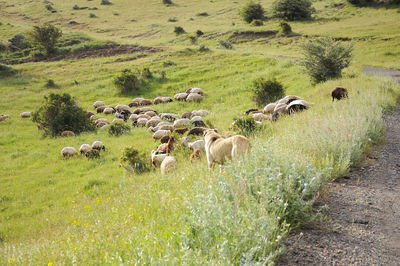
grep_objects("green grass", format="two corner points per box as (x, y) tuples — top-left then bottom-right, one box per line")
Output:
(0, 0), (400, 264)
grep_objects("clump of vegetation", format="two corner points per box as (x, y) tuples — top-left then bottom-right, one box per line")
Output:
(188, 35), (197, 44)
(196, 12), (209, 16)
(0, 41), (8, 54)
(32, 93), (95, 137)
(113, 69), (141, 94)
(252, 77), (285, 107)
(196, 30), (204, 37)
(45, 79), (58, 88)
(174, 26), (185, 35)
(108, 122), (131, 136)
(218, 40), (233, 49)
(101, 0), (112, 5)
(0, 63), (16, 77)
(141, 67), (153, 79)
(163, 0), (173, 6)
(120, 147), (150, 174)
(232, 116), (259, 136)
(198, 45), (210, 52)
(301, 37), (353, 83)
(347, 0), (375, 6)
(279, 21), (292, 35)
(251, 19), (264, 26)
(89, 13), (97, 18)
(163, 60), (176, 67)
(272, 0), (314, 21)
(168, 17), (178, 22)
(28, 23), (62, 55)
(239, 1), (265, 24)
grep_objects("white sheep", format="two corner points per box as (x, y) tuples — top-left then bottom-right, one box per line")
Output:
(61, 147), (78, 159)
(95, 118), (109, 125)
(191, 115), (203, 122)
(252, 113), (270, 122)
(137, 114), (151, 120)
(186, 88), (205, 95)
(103, 107), (115, 115)
(188, 139), (205, 151)
(161, 156), (177, 175)
(79, 144), (91, 154)
(151, 150), (168, 167)
(160, 113), (180, 120)
(92, 141), (105, 151)
(144, 111), (157, 117)
(112, 118), (124, 123)
(129, 114), (138, 121)
(146, 118), (161, 128)
(186, 93), (203, 102)
(115, 104), (131, 112)
(0, 115), (11, 122)
(136, 118), (149, 127)
(153, 130), (171, 140)
(174, 93), (188, 101)
(93, 101), (105, 109)
(173, 118), (190, 128)
(262, 103), (276, 114)
(192, 110), (209, 117)
(20, 112), (31, 118)
(158, 125), (174, 131)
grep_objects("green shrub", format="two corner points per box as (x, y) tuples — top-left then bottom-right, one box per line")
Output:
(0, 64), (16, 77)
(239, 1), (265, 24)
(252, 77), (285, 107)
(272, 0), (314, 21)
(168, 17), (178, 22)
(113, 69), (141, 94)
(163, 60), (176, 67)
(347, 0), (375, 6)
(196, 30), (204, 37)
(89, 13), (97, 18)
(198, 45), (210, 52)
(163, 0), (173, 5)
(232, 116), (259, 136)
(32, 93), (95, 137)
(45, 79), (58, 88)
(120, 147), (150, 174)
(108, 122), (131, 136)
(0, 41), (8, 53)
(250, 19), (264, 26)
(141, 67), (152, 80)
(196, 12), (209, 16)
(101, 0), (112, 5)
(301, 37), (353, 83)
(188, 35), (197, 44)
(174, 26), (185, 35)
(279, 21), (292, 35)
(72, 4), (80, 10)
(218, 40), (233, 49)
(28, 23), (62, 55)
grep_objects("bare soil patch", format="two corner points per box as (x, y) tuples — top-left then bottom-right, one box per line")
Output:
(363, 67), (400, 84)
(278, 103), (400, 265)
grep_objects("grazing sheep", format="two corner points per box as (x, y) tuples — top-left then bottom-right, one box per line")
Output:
(192, 110), (209, 117)
(174, 118), (190, 128)
(85, 149), (100, 159)
(160, 135), (173, 144)
(103, 107), (115, 115)
(331, 86), (348, 102)
(157, 137), (175, 154)
(186, 88), (205, 95)
(144, 111), (157, 117)
(137, 118), (149, 127)
(187, 127), (207, 136)
(86, 111), (95, 118)
(79, 144), (91, 154)
(153, 130), (171, 140)
(190, 149), (202, 163)
(277, 95), (302, 105)
(100, 124), (110, 130)
(137, 114), (151, 120)
(138, 99), (153, 106)
(154, 96), (173, 105)
(252, 113), (270, 122)
(186, 93), (203, 102)
(61, 130), (75, 137)
(174, 93), (188, 101)
(90, 115), (97, 121)
(245, 108), (259, 115)
(159, 125), (175, 132)
(160, 113), (179, 121)
(129, 98), (144, 107)
(151, 150), (168, 167)
(0, 115), (11, 122)
(128, 102), (138, 108)
(112, 118), (124, 123)
(96, 105), (108, 113)
(188, 139), (205, 151)
(61, 147), (78, 159)
(160, 156), (177, 175)
(192, 120), (206, 127)
(271, 111), (280, 122)
(129, 114), (139, 121)
(203, 129), (251, 168)
(20, 112), (31, 118)
(96, 121), (108, 128)
(115, 110), (131, 121)
(262, 103), (276, 114)
(133, 107), (154, 115)
(93, 101), (105, 109)
(92, 141), (105, 151)
(115, 104), (131, 112)
(191, 115), (203, 122)
(273, 103), (288, 115)
(286, 99), (312, 114)
(174, 127), (188, 135)
(146, 118), (161, 128)
(181, 112), (193, 119)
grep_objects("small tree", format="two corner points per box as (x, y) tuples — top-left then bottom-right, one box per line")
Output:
(108, 122), (131, 136)
(114, 69), (141, 94)
(232, 116), (259, 136)
(239, 1), (265, 24)
(301, 37), (353, 83)
(279, 21), (292, 35)
(120, 147), (150, 174)
(174, 26), (185, 35)
(29, 23), (62, 55)
(32, 93), (95, 137)
(252, 77), (285, 107)
(272, 0), (314, 21)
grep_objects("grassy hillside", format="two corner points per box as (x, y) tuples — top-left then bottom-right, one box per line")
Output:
(1, 0), (400, 264)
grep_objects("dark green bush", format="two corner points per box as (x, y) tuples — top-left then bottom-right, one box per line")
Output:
(174, 26), (185, 35)
(108, 122), (131, 136)
(141, 67), (152, 80)
(301, 37), (353, 83)
(250, 19), (264, 26)
(120, 147), (150, 174)
(28, 23), (62, 55)
(279, 21), (292, 35)
(347, 0), (374, 6)
(252, 77), (285, 107)
(168, 17), (178, 22)
(163, 0), (173, 5)
(198, 45), (210, 52)
(196, 12), (209, 16)
(218, 40), (233, 49)
(114, 69), (141, 94)
(101, 0), (112, 5)
(196, 30), (204, 37)
(32, 93), (95, 137)
(0, 64), (16, 77)
(89, 13), (97, 18)
(239, 1), (265, 24)
(272, 0), (314, 21)
(45, 79), (58, 88)
(232, 116), (259, 136)
(188, 35), (197, 44)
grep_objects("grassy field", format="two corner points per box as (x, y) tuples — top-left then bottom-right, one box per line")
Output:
(1, 0), (400, 264)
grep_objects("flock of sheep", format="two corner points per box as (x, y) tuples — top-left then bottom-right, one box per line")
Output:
(1, 86), (348, 175)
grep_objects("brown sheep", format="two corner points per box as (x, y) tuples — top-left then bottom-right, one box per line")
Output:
(139, 99), (153, 106)
(86, 111), (95, 118)
(187, 127), (207, 136)
(61, 130), (75, 137)
(85, 149), (100, 159)
(330, 86), (348, 102)
(174, 127), (188, 135)
(190, 149), (202, 163)
(160, 135), (173, 144)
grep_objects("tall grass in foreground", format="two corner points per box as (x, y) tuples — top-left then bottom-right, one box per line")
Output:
(181, 81), (399, 264)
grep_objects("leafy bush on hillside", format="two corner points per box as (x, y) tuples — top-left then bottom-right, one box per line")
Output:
(114, 69), (141, 94)
(120, 147), (150, 174)
(218, 40), (233, 49)
(45, 79), (58, 88)
(232, 116), (260, 136)
(347, 0), (375, 6)
(301, 37), (353, 83)
(32, 93), (95, 137)
(272, 0), (314, 21)
(279, 21), (292, 35)
(250, 19), (264, 26)
(252, 77), (285, 107)
(188, 35), (197, 44)
(101, 0), (112, 5)
(163, 0), (173, 5)
(108, 122), (131, 136)
(0, 64), (16, 77)
(174, 26), (185, 35)
(28, 23), (62, 55)
(141, 67), (152, 79)
(239, 1), (265, 24)
(196, 30), (204, 37)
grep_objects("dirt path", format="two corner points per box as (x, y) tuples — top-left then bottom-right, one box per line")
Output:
(277, 103), (400, 265)
(362, 67), (400, 84)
